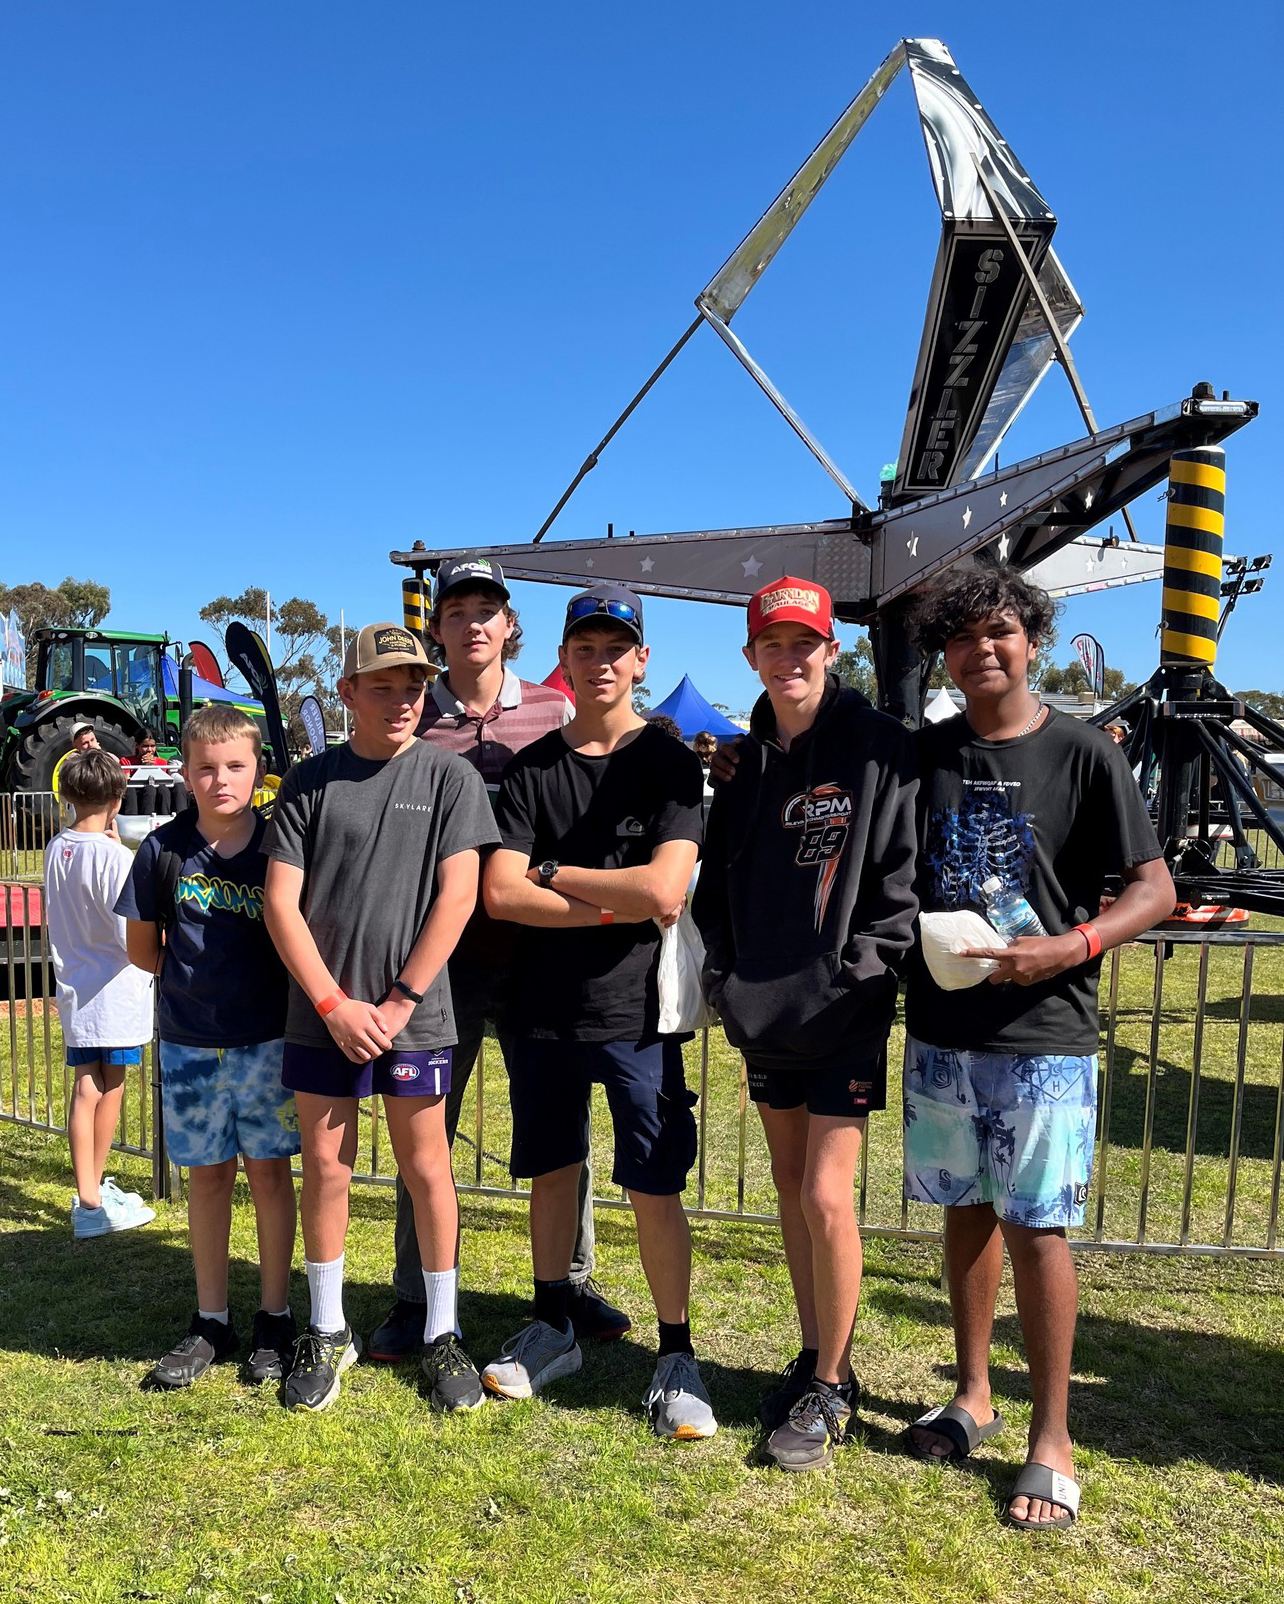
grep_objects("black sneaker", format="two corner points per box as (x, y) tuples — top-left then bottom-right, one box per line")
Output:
(246, 1309), (298, 1383)
(421, 1332), (484, 1413)
(284, 1324), (361, 1412)
(568, 1277), (631, 1342)
(758, 1350), (818, 1432)
(764, 1380), (856, 1472)
(367, 1298), (426, 1363)
(146, 1313), (240, 1390)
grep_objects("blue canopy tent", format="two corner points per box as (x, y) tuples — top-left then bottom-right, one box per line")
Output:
(161, 657), (264, 712)
(650, 675), (740, 739)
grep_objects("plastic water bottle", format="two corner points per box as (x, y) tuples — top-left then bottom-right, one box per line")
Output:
(981, 875), (1047, 940)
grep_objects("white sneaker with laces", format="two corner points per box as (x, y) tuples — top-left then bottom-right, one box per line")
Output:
(481, 1320), (581, 1400)
(643, 1351), (718, 1440)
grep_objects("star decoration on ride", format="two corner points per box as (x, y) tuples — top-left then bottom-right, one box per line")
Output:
(999, 491), (1008, 508)
(741, 556), (763, 578)
(906, 535), (919, 556)
(1084, 490), (1094, 509)
(962, 505), (973, 529)
(639, 557), (655, 573)
(997, 532), (1011, 561)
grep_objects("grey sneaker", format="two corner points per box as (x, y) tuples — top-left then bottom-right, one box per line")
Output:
(643, 1351), (718, 1441)
(481, 1320), (581, 1400)
(764, 1380), (853, 1471)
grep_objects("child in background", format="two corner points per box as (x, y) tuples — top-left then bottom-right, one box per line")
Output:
(117, 704), (298, 1389)
(43, 750), (156, 1238)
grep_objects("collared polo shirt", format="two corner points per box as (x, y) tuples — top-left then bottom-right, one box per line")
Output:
(418, 666), (572, 785)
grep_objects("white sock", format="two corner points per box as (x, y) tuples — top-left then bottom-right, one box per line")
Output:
(306, 1254), (346, 1334)
(264, 1307), (291, 1318)
(422, 1267), (460, 1342)
(198, 1307), (229, 1325)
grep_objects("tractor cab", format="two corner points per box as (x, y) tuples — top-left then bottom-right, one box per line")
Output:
(37, 631), (167, 735)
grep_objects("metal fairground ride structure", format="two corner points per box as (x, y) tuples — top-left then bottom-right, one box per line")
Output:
(392, 37), (1273, 911)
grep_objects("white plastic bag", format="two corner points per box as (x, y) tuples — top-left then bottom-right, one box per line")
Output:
(655, 906), (718, 1033)
(919, 910), (1007, 991)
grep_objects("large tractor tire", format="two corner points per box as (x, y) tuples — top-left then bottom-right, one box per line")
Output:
(5, 713), (135, 847)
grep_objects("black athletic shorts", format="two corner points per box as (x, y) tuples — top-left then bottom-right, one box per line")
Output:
(745, 1049), (886, 1118)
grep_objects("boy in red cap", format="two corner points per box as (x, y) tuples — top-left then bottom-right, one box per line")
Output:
(693, 575), (918, 1470)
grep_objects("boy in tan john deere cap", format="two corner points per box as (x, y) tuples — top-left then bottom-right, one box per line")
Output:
(264, 623), (500, 1412)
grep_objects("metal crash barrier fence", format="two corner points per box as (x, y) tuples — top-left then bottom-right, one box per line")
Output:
(4, 873), (1283, 1260)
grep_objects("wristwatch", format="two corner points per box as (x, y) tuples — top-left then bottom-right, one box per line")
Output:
(538, 859), (559, 889)
(392, 978), (424, 1005)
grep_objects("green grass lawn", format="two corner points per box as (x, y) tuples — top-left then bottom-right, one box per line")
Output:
(1, 1125), (1281, 1604)
(4, 937), (1284, 1602)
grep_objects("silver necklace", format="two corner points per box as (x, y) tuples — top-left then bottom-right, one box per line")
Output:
(1016, 700), (1046, 737)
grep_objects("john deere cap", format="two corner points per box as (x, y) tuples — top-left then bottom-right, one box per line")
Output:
(434, 555), (511, 605)
(342, 623), (430, 678)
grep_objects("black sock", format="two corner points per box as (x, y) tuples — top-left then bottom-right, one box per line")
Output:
(533, 1277), (572, 1332)
(798, 1347), (819, 1374)
(657, 1319), (693, 1357)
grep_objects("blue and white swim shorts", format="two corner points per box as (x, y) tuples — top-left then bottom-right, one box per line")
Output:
(159, 1038), (300, 1167)
(902, 1036), (1097, 1229)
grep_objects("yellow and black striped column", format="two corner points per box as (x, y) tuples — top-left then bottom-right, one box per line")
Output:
(1160, 445), (1225, 668)
(402, 576), (428, 640)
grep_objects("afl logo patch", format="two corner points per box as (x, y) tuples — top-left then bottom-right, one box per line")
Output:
(390, 1061), (420, 1082)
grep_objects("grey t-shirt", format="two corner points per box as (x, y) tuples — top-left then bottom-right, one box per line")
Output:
(264, 740), (500, 1050)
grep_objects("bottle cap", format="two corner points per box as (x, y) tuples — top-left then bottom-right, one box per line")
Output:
(981, 876), (1002, 895)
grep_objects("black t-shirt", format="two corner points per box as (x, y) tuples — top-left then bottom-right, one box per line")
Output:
(116, 814), (287, 1048)
(904, 707), (1163, 1054)
(494, 723), (704, 1041)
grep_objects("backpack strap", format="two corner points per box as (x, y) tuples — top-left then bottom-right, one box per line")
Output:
(154, 806), (201, 944)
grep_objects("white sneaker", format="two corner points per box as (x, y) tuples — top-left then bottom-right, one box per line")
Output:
(481, 1320), (581, 1400)
(643, 1351), (718, 1440)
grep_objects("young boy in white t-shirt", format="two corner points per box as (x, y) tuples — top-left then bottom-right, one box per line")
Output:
(43, 749), (156, 1238)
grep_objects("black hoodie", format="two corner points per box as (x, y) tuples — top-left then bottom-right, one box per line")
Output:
(692, 674), (918, 1071)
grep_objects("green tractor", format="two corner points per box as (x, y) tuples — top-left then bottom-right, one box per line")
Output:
(0, 628), (269, 796)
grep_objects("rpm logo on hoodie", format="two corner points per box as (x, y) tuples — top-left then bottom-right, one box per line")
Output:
(782, 784), (852, 930)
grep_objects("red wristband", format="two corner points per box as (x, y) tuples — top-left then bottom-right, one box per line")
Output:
(1073, 923), (1102, 961)
(600, 908), (615, 926)
(315, 988), (348, 1017)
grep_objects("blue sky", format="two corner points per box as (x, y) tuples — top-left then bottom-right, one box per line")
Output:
(3, 2), (1280, 714)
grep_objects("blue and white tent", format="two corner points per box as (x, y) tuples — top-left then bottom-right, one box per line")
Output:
(650, 675), (740, 739)
(161, 656), (264, 712)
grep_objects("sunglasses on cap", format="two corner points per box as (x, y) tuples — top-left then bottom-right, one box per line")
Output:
(565, 596), (640, 627)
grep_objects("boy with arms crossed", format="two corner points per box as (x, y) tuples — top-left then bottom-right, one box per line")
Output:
(693, 577), (918, 1471)
(45, 750), (155, 1238)
(264, 624), (498, 1412)
(903, 567), (1173, 1529)
(481, 583), (715, 1440)
(117, 705), (296, 1385)
(369, 556), (627, 1361)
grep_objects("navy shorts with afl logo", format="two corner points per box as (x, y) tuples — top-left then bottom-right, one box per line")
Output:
(282, 1041), (454, 1101)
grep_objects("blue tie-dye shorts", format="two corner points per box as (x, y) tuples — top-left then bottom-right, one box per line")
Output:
(159, 1038), (300, 1168)
(902, 1035), (1097, 1229)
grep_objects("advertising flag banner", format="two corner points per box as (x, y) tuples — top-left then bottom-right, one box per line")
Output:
(1071, 632), (1105, 698)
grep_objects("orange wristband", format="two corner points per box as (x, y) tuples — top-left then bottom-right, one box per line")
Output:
(315, 988), (348, 1017)
(1073, 923), (1102, 961)
(600, 908), (615, 926)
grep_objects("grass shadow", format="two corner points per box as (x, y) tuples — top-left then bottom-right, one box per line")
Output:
(867, 1285), (1284, 1484)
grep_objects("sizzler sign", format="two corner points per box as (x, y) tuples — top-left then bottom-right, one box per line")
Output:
(895, 222), (1052, 498)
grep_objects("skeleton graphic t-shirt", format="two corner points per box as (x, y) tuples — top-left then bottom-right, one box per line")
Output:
(905, 707), (1162, 1054)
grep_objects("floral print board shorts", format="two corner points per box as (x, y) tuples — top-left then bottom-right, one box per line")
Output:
(902, 1036), (1096, 1229)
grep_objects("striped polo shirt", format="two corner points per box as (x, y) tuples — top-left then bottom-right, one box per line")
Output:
(418, 666), (572, 784)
